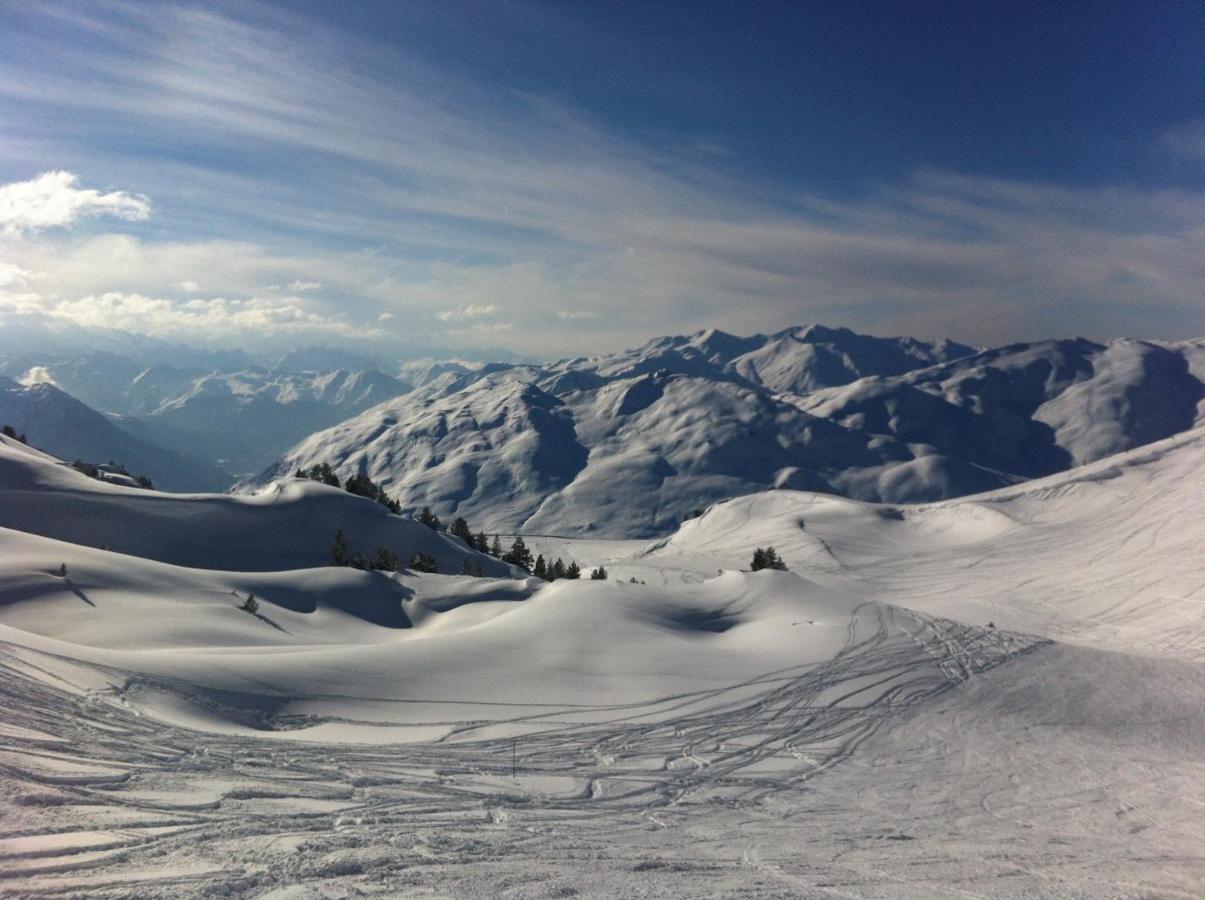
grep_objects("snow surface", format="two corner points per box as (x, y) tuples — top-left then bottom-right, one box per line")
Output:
(0, 428), (1202, 896)
(255, 331), (1205, 537)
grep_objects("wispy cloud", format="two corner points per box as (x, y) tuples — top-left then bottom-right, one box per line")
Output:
(0, 2), (1202, 355)
(0, 171), (149, 236)
(0, 288), (383, 343)
(435, 303), (499, 322)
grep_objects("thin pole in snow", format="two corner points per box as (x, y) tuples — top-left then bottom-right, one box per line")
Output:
(512, 740), (517, 780)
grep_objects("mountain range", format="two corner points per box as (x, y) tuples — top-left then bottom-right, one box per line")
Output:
(252, 325), (1205, 537)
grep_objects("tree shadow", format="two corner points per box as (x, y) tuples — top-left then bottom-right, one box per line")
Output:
(63, 576), (95, 607)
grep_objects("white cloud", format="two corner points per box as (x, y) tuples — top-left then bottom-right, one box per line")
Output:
(179, 280), (201, 292)
(19, 366), (56, 387)
(1, 5), (1202, 355)
(0, 262), (41, 289)
(0, 287), (383, 343)
(289, 279), (322, 292)
(0, 171), (150, 236)
(435, 303), (499, 322)
(377, 311), (395, 321)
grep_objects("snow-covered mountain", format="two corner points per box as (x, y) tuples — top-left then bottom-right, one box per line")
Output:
(550, 323), (976, 393)
(128, 366), (413, 474)
(0, 350), (414, 478)
(0, 376), (232, 491)
(254, 327), (1205, 536)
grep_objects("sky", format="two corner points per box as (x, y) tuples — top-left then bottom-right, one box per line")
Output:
(1, 0), (1204, 360)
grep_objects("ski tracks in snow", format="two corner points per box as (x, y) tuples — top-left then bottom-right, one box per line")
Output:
(0, 607), (1042, 897)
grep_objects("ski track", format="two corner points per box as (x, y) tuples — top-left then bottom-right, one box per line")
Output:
(0, 607), (1042, 898)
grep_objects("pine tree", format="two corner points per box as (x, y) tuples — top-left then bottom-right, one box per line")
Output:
(490, 534), (503, 557)
(409, 552), (439, 573)
(417, 506), (442, 531)
(750, 547), (787, 571)
(474, 531), (489, 553)
(590, 566), (607, 580)
(300, 462), (341, 487)
(551, 558), (567, 580)
(533, 554), (548, 580)
(369, 546), (400, 571)
(504, 536), (533, 572)
(449, 516), (473, 544)
(331, 529), (352, 566)
(565, 561), (581, 579)
(239, 593), (259, 614)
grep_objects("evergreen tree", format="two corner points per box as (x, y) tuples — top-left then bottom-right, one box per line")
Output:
(449, 516), (473, 544)
(503, 536), (533, 572)
(750, 547), (787, 571)
(565, 561), (581, 580)
(417, 506), (442, 531)
(474, 531), (489, 553)
(409, 552), (439, 573)
(551, 558), (567, 580)
(590, 566), (607, 580)
(533, 554), (548, 580)
(331, 529), (352, 566)
(299, 462), (341, 487)
(344, 473), (401, 513)
(239, 594), (259, 614)
(369, 546), (400, 571)
(490, 534), (503, 557)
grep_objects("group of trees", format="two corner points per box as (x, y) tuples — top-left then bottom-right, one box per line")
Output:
(297, 464), (401, 514)
(330, 528), (433, 574)
(533, 554), (580, 580)
(320, 490), (613, 583)
(750, 547), (787, 571)
(1, 424), (28, 444)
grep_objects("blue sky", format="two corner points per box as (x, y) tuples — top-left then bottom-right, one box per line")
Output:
(1, 0), (1203, 358)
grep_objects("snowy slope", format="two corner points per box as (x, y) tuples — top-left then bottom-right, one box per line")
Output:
(0, 421), (1202, 896)
(635, 423), (1205, 661)
(0, 377), (232, 492)
(256, 329), (1204, 536)
(0, 435), (508, 576)
(799, 337), (1205, 475)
